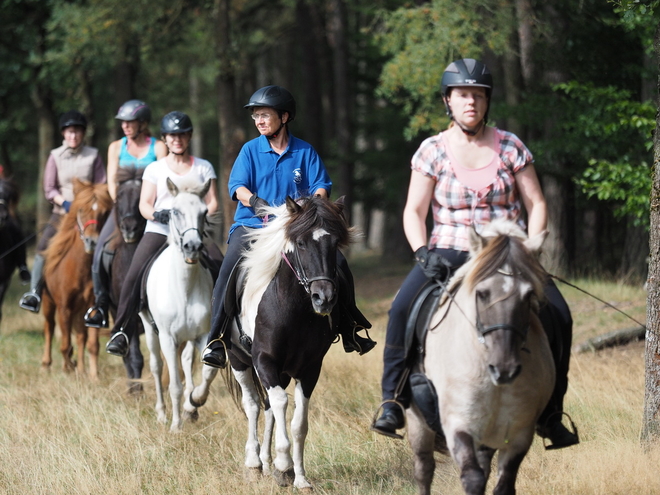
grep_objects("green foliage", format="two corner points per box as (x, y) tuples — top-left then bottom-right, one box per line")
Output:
(374, 0), (514, 139)
(554, 81), (654, 226)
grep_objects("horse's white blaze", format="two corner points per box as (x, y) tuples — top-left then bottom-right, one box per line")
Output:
(500, 272), (514, 293)
(312, 228), (329, 240)
(92, 202), (98, 211)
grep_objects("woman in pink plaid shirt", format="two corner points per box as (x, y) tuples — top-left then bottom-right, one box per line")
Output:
(371, 59), (579, 450)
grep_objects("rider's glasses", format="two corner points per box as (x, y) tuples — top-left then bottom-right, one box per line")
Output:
(251, 113), (274, 122)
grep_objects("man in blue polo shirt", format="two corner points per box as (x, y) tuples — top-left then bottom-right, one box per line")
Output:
(202, 85), (375, 369)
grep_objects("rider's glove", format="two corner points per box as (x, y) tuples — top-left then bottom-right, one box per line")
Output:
(415, 246), (452, 281)
(62, 200), (71, 213)
(153, 209), (171, 224)
(249, 193), (269, 218)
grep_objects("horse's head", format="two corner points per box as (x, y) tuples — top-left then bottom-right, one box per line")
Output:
(71, 179), (113, 254)
(115, 166), (146, 243)
(283, 196), (352, 316)
(167, 177), (210, 264)
(466, 220), (548, 386)
(0, 178), (18, 230)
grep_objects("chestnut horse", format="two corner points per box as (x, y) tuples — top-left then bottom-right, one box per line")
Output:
(41, 180), (112, 378)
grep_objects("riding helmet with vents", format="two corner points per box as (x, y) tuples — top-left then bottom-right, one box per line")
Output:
(59, 110), (87, 130)
(115, 99), (152, 122)
(160, 111), (193, 134)
(244, 85), (296, 122)
(441, 59), (493, 98)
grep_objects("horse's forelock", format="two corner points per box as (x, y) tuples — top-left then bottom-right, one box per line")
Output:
(116, 165), (144, 185)
(465, 234), (546, 299)
(284, 197), (351, 247)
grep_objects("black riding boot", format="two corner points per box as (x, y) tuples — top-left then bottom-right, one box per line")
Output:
(84, 268), (110, 328)
(201, 311), (231, 369)
(19, 254), (45, 313)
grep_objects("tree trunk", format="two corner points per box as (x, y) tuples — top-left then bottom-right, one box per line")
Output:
(641, 20), (660, 444)
(328, 0), (353, 217)
(297, 0), (323, 153)
(214, 0), (245, 242)
(190, 72), (204, 158)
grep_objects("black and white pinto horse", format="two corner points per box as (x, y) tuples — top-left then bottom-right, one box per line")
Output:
(217, 195), (355, 490)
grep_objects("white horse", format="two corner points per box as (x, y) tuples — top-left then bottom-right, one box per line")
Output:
(407, 220), (555, 495)
(139, 177), (219, 432)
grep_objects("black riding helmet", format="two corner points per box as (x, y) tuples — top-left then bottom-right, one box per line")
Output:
(244, 85), (296, 123)
(115, 99), (152, 122)
(160, 111), (193, 134)
(441, 59), (493, 132)
(59, 110), (87, 130)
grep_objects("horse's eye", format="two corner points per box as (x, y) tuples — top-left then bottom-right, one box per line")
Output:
(477, 290), (490, 303)
(296, 239), (305, 249)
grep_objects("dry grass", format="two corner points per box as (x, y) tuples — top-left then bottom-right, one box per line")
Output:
(0, 254), (657, 494)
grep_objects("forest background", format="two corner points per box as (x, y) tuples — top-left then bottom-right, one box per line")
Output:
(0, 0), (655, 281)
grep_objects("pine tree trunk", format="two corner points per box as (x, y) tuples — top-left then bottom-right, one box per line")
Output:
(642, 20), (660, 443)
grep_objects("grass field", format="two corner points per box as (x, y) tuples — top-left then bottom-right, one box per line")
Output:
(0, 253), (657, 494)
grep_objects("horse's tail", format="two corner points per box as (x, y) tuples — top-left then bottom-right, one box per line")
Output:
(222, 362), (268, 413)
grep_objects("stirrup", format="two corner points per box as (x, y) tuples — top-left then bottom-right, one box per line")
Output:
(201, 338), (228, 368)
(84, 306), (108, 328)
(540, 412), (579, 450)
(370, 399), (407, 440)
(106, 330), (129, 357)
(19, 292), (41, 313)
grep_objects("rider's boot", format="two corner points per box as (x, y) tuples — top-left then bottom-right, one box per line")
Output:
(84, 269), (109, 328)
(18, 264), (31, 285)
(106, 329), (130, 357)
(371, 404), (405, 439)
(340, 306), (376, 355)
(19, 254), (45, 313)
(201, 312), (230, 369)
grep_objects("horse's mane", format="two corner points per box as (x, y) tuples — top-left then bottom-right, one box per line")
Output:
(115, 165), (144, 185)
(45, 181), (112, 270)
(444, 219), (546, 303)
(241, 196), (358, 301)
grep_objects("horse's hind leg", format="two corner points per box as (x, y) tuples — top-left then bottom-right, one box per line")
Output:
(407, 410), (436, 495)
(80, 321), (99, 380)
(41, 296), (56, 371)
(233, 367), (265, 474)
(57, 308), (76, 373)
(261, 403), (274, 475)
(290, 380), (312, 491)
(451, 431), (487, 495)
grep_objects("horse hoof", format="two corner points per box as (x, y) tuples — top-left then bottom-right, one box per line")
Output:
(243, 467), (262, 482)
(183, 409), (199, 423)
(272, 468), (295, 487)
(127, 383), (143, 397)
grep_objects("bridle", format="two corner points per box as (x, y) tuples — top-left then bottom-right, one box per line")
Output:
(281, 247), (336, 295)
(76, 210), (98, 240)
(473, 268), (531, 346)
(170, 209), (203, 249)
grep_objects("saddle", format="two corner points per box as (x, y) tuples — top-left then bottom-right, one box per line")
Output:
(222, 257), (254, 356)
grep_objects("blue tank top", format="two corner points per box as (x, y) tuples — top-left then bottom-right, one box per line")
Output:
(118, 137), (158, 169)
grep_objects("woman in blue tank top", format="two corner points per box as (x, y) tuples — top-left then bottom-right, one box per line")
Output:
(84, 100), (167, 328)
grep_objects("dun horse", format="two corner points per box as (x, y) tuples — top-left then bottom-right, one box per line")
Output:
(407, 219), (554, 495)
(139, 177), (219, 432)
(41, 180), (112, 378)
(109, 166), (147, 393)
(211, 195), (355, 491)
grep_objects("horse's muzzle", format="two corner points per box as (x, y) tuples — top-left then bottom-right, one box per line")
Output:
(310, 281), (337, 315)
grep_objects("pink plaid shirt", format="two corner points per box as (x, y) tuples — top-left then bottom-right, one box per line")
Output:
(411, 127), (532, 251)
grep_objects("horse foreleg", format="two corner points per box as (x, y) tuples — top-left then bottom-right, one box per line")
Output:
(261, 403), (274, 475)
(85, 325), (99, 381)
(493, 440), (531, 495)
(188, 337), (219, 411)
(233, 368), (264, 473)
(181, 341), (199, 422)
(451, 430), (487, 495)
(41, 297), (56, 371)
(142, 314), (167, 425)
(124, 327), (144, 395)
(291, 380), (312, 491)
(57, 308), (75, 373)
(407, 408), (436, 495)
(160, 336), (184, 432)
(268, 385), (294, 486)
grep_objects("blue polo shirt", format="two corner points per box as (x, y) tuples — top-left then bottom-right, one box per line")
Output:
(228, 133), (332, 236)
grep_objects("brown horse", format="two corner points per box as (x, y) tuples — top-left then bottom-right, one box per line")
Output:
(41, 180), (112, 379)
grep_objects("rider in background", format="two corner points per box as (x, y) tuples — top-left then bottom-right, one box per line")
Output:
(84, 99), (167, 328)
(105, 111), (222, 357)
(201, 85), (376, 369)
(19, 110), (106, 313)
(370, 59), (579, 450)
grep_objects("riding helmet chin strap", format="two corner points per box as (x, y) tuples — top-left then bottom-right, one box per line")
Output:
(266, 122), (286, 140)
(455, 119), (485, 137)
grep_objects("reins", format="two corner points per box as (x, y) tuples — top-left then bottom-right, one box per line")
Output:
(281, 250), (336, 294)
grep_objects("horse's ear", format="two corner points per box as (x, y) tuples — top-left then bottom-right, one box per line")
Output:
(523, 230), (548, 255)
(334, 195), (345, 212)
(199, 179), (212, 198)
(286, 196), (301, 214)
(468, 226), (487, 254)
(166, 178), (179, 197)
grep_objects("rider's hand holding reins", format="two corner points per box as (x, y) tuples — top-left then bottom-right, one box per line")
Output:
(249, 193), (269, 218)
(415, 246), (452, 281)
(153, 209), (171, 224)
